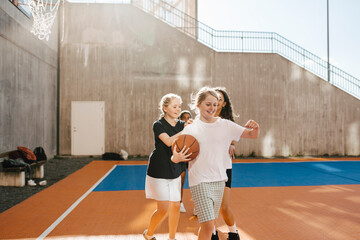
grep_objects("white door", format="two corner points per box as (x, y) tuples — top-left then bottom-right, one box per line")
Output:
(71, 101), (105, 155)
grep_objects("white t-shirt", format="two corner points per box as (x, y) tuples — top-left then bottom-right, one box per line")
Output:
(182, 117), (245, 187)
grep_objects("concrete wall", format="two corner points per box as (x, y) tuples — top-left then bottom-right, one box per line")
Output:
(59, 3), (360, 157)
(59, 3), (212, 155)
(214, 53), (360, 156)
(0, 1), (58, 156)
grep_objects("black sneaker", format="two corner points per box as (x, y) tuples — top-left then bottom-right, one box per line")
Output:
(227, 231), (240, 240)
(211, 231), (219, 240)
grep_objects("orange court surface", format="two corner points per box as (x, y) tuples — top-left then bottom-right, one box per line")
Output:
(0, 158), (359, 240)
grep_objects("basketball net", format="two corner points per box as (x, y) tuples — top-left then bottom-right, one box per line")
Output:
(24, 0), (61, 41)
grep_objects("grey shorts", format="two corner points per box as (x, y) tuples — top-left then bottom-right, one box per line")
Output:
(190, 181), (225, 223)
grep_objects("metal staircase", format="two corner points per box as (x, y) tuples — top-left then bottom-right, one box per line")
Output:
(128, 0), (360, 99)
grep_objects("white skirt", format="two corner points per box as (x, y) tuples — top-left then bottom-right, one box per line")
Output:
(145, 175), (181, 202)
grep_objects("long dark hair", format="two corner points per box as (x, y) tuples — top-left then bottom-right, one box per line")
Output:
(214, 87), (236, 122)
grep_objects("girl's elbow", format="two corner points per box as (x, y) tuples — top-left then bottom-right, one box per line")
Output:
(165, 140), (173, 147)
(249, 130), (259, 139)
(249, 134), (257, 139)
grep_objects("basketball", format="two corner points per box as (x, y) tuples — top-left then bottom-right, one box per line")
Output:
(172, 134), (200, 160)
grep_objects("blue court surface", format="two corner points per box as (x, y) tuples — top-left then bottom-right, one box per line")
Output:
(93, 161), (360, 192)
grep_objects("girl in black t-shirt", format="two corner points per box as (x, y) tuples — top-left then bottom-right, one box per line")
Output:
(143, 93), (191, 240)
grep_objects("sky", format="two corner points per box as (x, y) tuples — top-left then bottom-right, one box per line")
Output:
(197, 0), (360, 80)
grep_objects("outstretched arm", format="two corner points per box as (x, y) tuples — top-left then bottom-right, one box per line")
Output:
(241, 120), (260, 139)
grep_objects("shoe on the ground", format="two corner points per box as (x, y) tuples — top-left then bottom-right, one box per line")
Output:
(143, 229), (156, 240)
(39, 180), (47, 186)
(27, 179), (36, 186)
(180, 202), (186, 213)
(228, 230), (240, 240)
(193, 207), (197, 216)
(211, 230), (219, 240)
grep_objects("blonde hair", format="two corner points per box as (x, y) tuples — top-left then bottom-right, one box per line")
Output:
(159, 93), (182, 118)
(190, 87), (219, 115)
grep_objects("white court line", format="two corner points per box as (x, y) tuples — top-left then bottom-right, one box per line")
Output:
(36, 165), (118, 240)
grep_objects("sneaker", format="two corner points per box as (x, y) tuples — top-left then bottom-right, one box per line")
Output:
(228, 231), (240, 240)
(211, 230), (219, 240)
(193, 207), (197, 216)
(143, 229), (156, 240)
(180, 202), (186, 213)
(27, 179), (36, 186)
(39, 180), (47, 186)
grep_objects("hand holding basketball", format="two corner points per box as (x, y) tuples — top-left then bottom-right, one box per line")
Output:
(171, 134), (200, 162)
(171, 144), (191, 163)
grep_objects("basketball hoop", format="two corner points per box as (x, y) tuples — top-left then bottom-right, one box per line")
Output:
(24, 0), (62, 41)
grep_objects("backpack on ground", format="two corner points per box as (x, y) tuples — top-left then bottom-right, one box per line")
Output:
(33, 147), (47, 161)
(102, 152), (124, 160)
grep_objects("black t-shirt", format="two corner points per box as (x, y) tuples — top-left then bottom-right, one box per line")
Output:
(147, 118), (186, 179)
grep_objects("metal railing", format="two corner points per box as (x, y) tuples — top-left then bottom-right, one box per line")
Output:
(129, 0), (360, 99)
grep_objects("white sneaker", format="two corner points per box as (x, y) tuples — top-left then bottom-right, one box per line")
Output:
(27, 179), (36, 186)
(180, 202), (186, 213)
(39, 180), (47, 186)
(143, 229), (156, 240)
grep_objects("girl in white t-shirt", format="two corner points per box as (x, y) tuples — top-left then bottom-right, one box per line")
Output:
(171, 87), (259, 240)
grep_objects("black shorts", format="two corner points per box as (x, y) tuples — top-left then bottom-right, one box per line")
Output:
(225, 168), (232, 188)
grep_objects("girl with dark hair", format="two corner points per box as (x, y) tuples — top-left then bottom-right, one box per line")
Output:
(213, 87), (240, 240)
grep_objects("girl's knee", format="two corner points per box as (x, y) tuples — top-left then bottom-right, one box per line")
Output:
(170, 201), (180, 207)
(157, 201), (169, 213)
(168, 201), (180, 212)
(156, 207), (168, 216)
(200, 220), (215, 232)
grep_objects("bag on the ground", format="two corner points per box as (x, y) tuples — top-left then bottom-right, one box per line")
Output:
(2, 158), (28, 168)
(33, 147), (47, 161)
(2, 158), (33, 178)
(8, 150), (23, 160)
(102, 152), (124, 160)
(17, 146), (37, 163)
